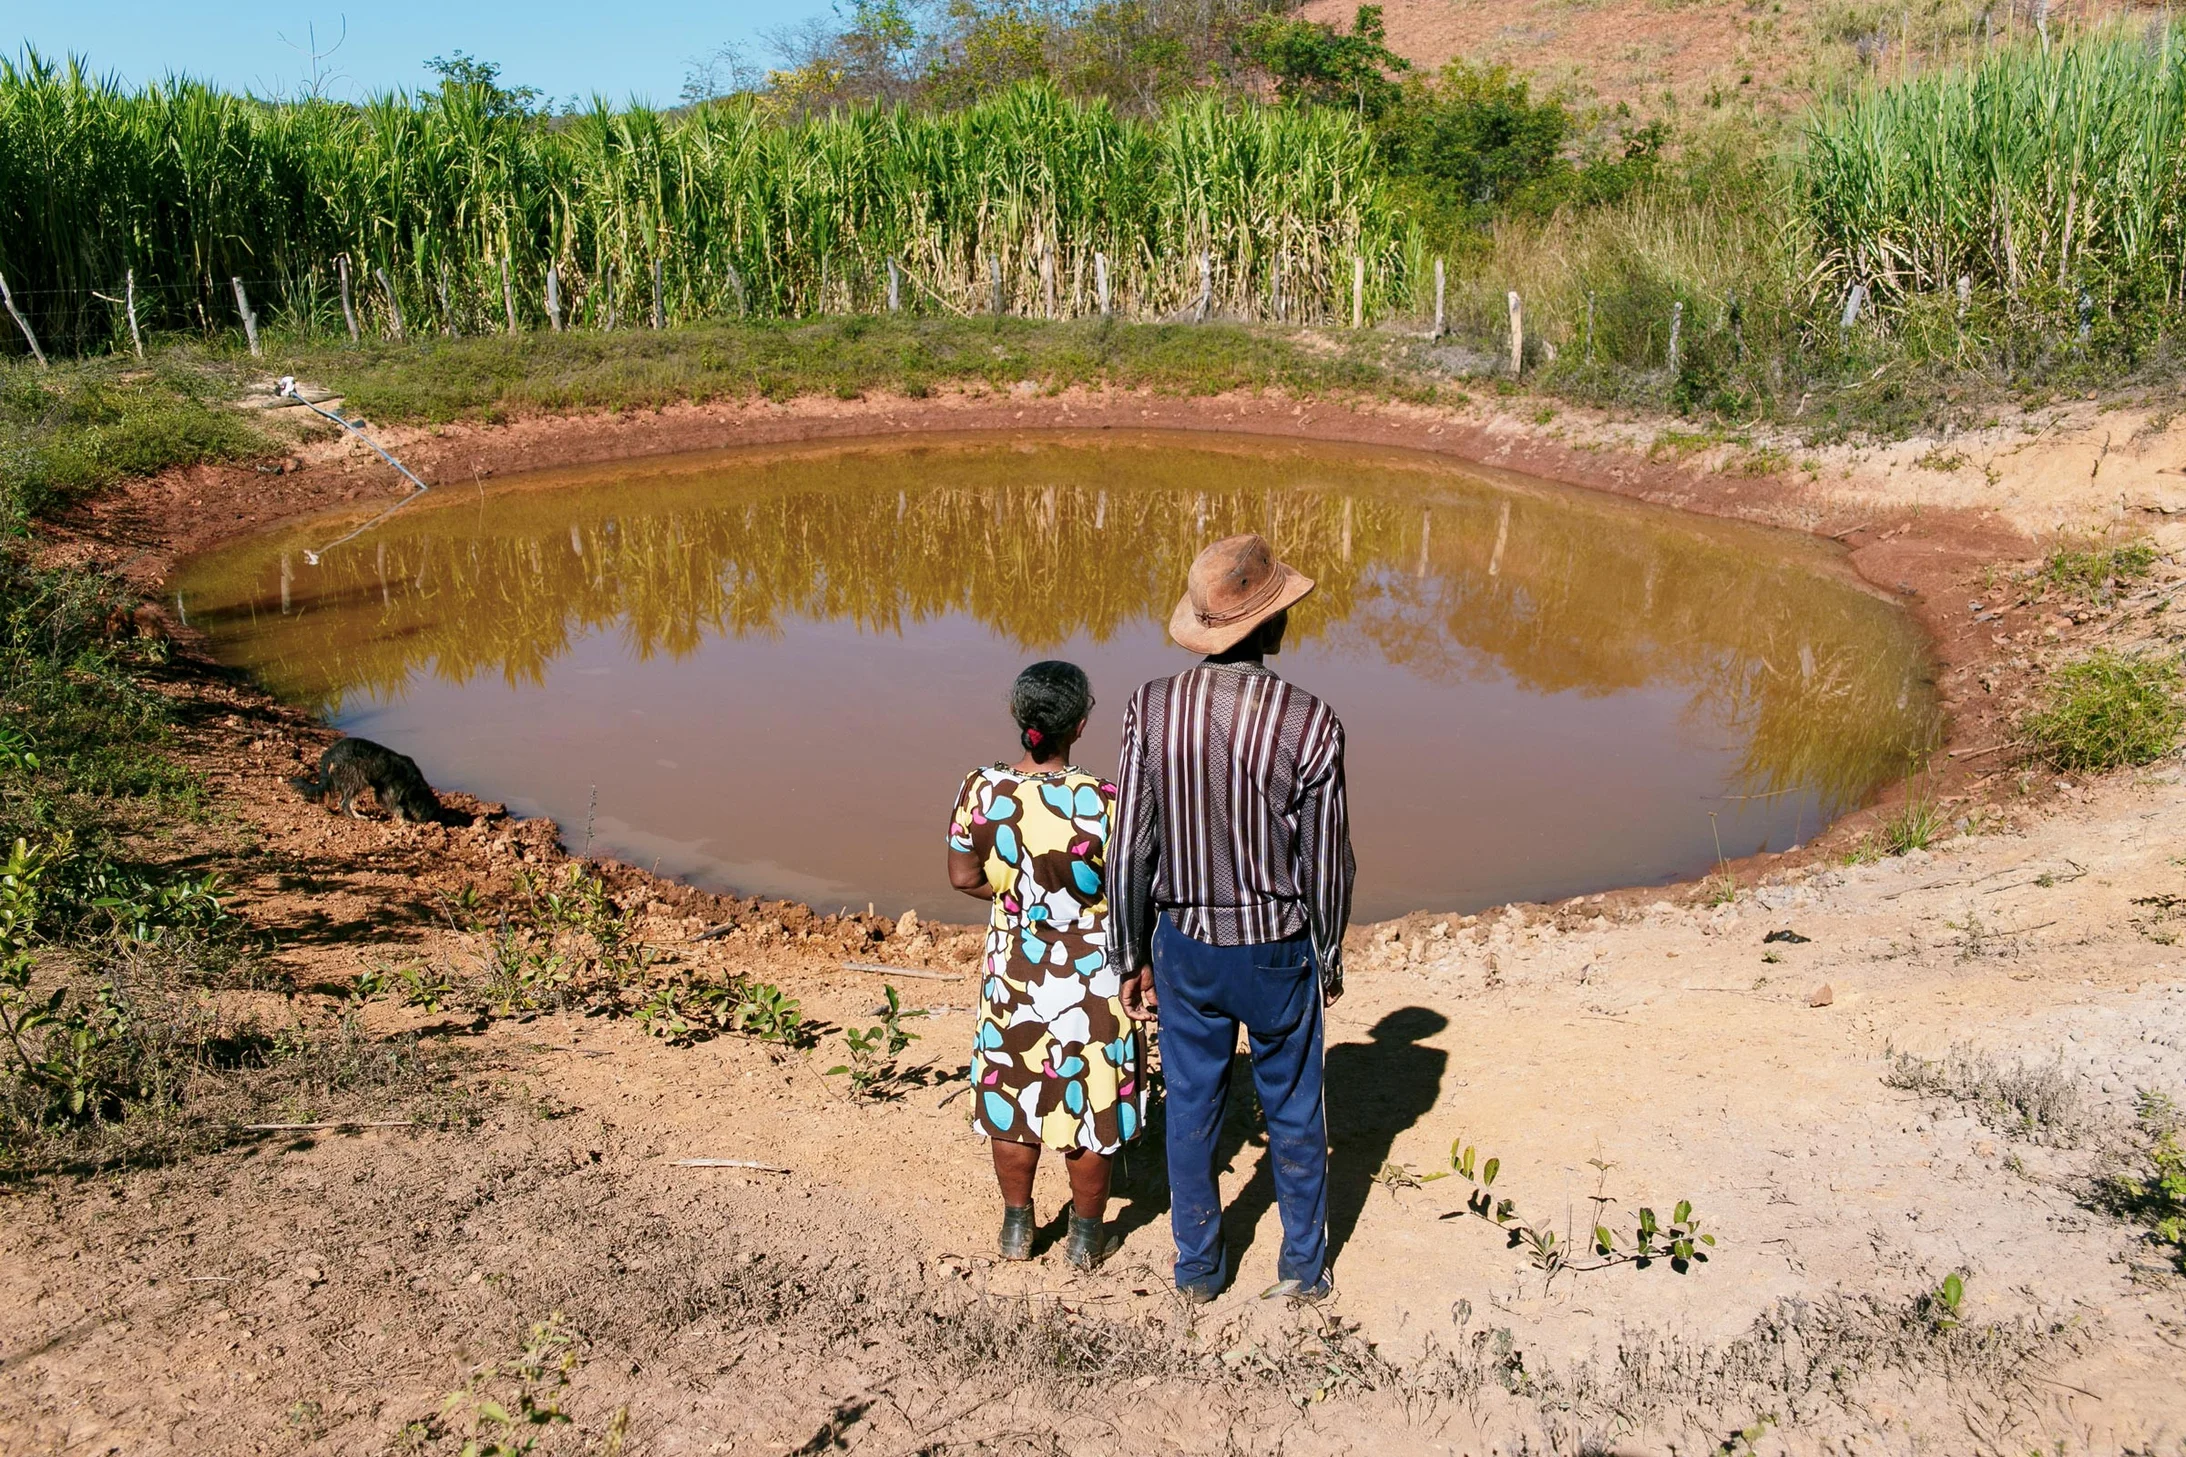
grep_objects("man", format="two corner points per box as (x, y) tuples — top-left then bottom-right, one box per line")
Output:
(1110, 532), (1355, 1303)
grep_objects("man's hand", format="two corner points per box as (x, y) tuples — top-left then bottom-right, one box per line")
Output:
(1119, 967), (1159, 1021)
(1321, 968), (1345, 1008)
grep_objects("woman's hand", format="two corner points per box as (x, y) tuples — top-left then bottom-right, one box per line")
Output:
(1119, 967), (1158, 1021)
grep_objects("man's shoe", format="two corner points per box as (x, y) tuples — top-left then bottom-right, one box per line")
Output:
(1063, 1212), (1117, 1270)
(1259, 1275), (1333, 1303)
(1177, 1281), (1220, 1305)
(998, 1204), (1035, 1261)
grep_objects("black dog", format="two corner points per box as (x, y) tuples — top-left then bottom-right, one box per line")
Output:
(296, 737), (443, 823)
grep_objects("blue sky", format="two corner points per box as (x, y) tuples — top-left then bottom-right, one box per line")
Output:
(12, 1), (837, 104)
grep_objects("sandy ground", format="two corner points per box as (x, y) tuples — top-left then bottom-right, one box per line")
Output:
(5, 383), (2185, 1455)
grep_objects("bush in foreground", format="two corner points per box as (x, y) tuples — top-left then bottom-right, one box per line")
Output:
(2023, 650), (2184, 772)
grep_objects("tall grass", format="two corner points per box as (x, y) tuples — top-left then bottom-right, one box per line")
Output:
(1801, 25), (2186, 321)
(0, 54), (1411, 355)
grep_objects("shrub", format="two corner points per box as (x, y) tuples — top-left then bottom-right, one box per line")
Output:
(2023, 650), (2184, 771)
(2041, 539), (2160, 602)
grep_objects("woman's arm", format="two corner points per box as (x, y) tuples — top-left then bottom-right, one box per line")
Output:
(948, 847), (994, 899)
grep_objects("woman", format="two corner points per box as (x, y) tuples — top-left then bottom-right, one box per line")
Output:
(947, 660), (1144, 1269)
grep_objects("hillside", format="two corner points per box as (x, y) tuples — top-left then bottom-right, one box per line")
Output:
(1302, 0), (2152, 110)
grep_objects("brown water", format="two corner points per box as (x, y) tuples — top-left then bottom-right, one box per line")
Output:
(173, 431), (1939, 922)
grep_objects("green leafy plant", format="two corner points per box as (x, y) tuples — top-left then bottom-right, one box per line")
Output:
(632, 974), (736, 1045)
(2024, 650), (2184, 772)
(733, 981), (808, 1048)
(1442, 1138), (1714, 1277)
(2102, 1091), (2186, 1270)
(825, 984), (926, 1098)
(404, 1313), (584, 1457)
(1917, 1271), (1967, 1330)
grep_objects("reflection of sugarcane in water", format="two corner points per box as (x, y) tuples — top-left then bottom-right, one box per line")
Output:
(172, 438), (1939, 806)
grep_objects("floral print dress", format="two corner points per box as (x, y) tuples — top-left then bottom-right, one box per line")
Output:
(949, 764), (1145, 1153)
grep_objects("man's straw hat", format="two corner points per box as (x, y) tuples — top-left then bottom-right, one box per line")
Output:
(1168, 533), (1316, 655)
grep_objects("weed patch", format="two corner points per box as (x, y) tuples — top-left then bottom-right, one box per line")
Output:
(2099, 1091), (2186, 1271)
(2040, 539), (2159, 603)
(2023, 649), (2184, 772)
(1884, 1041), (2089, 1145)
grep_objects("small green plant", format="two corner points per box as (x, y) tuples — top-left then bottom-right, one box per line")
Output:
(1442, 1139), (1713, 1277)
(632, 974), (736, 1044)
(1917, 1271), (1967, 1330)
(2041, 539), (2158, 602)
(2101, 1091), (2186, 1270)
(2024, 650), (2184, 772)
(1913, 446), (1968, 472)
(404, 1313), (581, 1456)
(825, 984), (926, 1098)
(733, 981), (808, 1047)
(1873, 792), (1948, 856)
(1372, 1159), (1449, 1198)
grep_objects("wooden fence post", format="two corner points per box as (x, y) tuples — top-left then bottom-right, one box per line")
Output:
(230, 277), (261, 356)
(374, 266), (405, 340)
(125, 267), (144, 360)
(338, 255), (360, 342)
(1041, 246), (1056, 319)
(437, 262), (455, 337)
(887, 258), (902, 313)
(603, 263), (617, 330)
(989, 255), (1005, 316)
(725, 263), (746, 317)
(1838, 282), (1865, 332)
(1095, 253), (1110, 317)
(545, 265), (563, 332)
(0, 272), (46, 367)
(1507, 290), (1523, 376)
(1352, 256), (1365, 329)
(653, 257), (665, 330)
(1195, 252), (1212, 322)
(1272, 252), (1284, 322)
(1667, 299), (1684, 372)
(501, 257), (518, 333)
(1432, 257), (1445, 340)
(1585, 290), (1597, 360)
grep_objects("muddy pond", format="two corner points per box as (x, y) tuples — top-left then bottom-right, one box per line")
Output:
(175, 431), (1940, 922)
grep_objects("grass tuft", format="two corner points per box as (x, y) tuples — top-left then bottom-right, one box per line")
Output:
(2041, 539), (2159, 603)
(1884, 1041), (2089, 1145)
(2023, 650), (2184, 772)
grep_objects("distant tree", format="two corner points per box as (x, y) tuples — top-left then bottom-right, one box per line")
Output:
(924, 0), (1053, 108)
(1240, 4), (1408, 117)
(424, 51), (543, 117)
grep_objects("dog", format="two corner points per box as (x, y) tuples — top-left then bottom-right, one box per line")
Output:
(295, 737), (443, 823)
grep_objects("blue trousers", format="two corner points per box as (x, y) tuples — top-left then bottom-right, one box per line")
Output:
(1151, 914), (1328, 1292)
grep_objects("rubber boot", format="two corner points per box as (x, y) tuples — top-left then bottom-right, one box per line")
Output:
(1064, 1211), (1115, 1270)
(998, 1204), (1035, 1261)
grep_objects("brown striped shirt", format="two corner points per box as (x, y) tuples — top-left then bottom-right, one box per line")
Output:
(1108, 660), (1354, 989)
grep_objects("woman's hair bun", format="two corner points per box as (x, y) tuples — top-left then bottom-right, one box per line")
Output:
(1010, 661), (1091, 762)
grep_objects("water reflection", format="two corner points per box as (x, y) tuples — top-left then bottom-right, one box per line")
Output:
(174, 431), (1939, 915)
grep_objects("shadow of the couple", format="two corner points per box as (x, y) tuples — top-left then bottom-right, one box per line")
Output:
(1105, 1005), (1449, 1282)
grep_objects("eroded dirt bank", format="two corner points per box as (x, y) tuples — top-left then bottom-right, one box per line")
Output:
(8, 386), (2186, 1456)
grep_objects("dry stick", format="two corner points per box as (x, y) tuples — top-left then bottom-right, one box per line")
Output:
(275, 377), (432, 562)
(500, 256), (517, 333)
(230, 277), (261, 356)
(1507, 289), (1523, 376)
(1947, 740), (2024, 760)
(337, 255), (360, 342)
(245, 1120), (411, 1131)
(0, 271), (48, 368)
(374, 266), (405, 340)
(671, 1158), (791, 1173)
(125, 267), (144, 359)
(842, 960), (960, 982)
